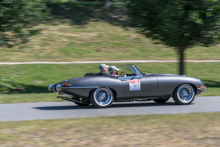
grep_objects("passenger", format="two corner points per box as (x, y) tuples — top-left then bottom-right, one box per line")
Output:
(99, 64), (109, 74)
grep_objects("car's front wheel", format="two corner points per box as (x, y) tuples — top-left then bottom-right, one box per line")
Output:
(89, 87), (114, 108)
(173, 84), (195, 105)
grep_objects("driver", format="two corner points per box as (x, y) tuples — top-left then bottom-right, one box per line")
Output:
(109, 66), (127, 77)
(109, 66), (120, 77)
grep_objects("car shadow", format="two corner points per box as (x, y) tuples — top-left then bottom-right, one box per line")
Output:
(33, 105), (88, 110)
(111, 102), (180, 108)
(33, 102), (193, 110)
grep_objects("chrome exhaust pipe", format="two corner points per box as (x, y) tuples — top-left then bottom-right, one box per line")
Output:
(57, 96), (80, 103)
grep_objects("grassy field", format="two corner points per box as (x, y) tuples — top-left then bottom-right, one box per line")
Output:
(0, 3), (220, 62)
(0, 62), (219, 103)
(0, 113), (220, 146)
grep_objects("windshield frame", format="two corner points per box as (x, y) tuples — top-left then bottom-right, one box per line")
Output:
(132, 65), (143, 77)
(118, 64), (143, 80)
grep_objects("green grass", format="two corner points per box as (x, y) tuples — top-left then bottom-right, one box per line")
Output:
(0, 113), (220, 146)
(0, 93), (63, 103)
(0, 62), (219, 103)
(0, 3), (220, 61)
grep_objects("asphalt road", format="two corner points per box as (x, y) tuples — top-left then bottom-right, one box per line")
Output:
(0, 96), (220, 121)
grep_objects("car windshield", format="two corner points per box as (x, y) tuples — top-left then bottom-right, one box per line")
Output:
(116, 65), (135, 74)
(115, 65), (143, 76)
(134, 65), (143, 75)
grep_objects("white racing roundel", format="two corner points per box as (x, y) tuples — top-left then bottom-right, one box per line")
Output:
(129, 79), (141, 91)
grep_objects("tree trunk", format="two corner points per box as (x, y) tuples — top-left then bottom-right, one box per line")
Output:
(103, 0), (111, 7)
(178, 48), (185, 75)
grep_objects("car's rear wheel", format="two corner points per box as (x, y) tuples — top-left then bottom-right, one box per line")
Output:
(173, 84), (195, 105)
(153, 97), (170, 103)
(89, 87), (114, 108)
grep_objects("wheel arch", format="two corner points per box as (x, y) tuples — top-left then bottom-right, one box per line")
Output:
(89, 88), (97, 98)
(172, 83), (197, 95)
(88, 87), (117, 99)
(109, 88), (117, 99)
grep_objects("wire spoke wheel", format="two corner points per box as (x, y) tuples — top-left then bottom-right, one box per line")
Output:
(173, 84), (195, 105)
(90, 87), (114, 108)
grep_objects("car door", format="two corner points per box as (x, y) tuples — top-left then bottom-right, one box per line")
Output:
(120, 76), (151, 94)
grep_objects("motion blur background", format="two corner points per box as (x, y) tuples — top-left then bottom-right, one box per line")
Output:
(0, 0), (220, 146)
(0, 0), (219, 97)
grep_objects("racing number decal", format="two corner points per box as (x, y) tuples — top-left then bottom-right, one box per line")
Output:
(129, 79), (141, 91)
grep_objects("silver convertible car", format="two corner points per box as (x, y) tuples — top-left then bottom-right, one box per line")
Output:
(48, 65), (206, 108)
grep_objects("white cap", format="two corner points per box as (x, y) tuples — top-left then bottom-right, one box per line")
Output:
(109, 66), (120, 72)
(99, 64), (109, 69)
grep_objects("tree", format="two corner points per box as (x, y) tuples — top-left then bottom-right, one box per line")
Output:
(127, 0), (220, 75)
(0, 0), (48, 47)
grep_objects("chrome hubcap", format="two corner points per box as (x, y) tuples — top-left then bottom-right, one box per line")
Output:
(98, 92), (106, 101)
(94, 88), (112, 106)
(178, 85), (194, 103)
(181, 89), (189, 99)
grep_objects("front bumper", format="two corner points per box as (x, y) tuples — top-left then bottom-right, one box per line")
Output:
(48, 84), (61, 92)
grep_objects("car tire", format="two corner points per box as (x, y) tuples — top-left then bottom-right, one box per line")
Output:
(173, 84), (195, 105)
(74, 102), (90, 106)
(153, 97), (170, 103)
(89, 87), (114, 108)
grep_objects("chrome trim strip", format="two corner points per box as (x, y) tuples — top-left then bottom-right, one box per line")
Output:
(119, 76), (140, 80)
(61, 86), (99, 89)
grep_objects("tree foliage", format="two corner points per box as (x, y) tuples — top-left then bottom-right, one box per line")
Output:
(0, 0), (48, 47)
(127, 0), (220, 74)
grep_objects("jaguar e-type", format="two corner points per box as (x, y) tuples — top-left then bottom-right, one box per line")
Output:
(48, 65), (206, 108)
